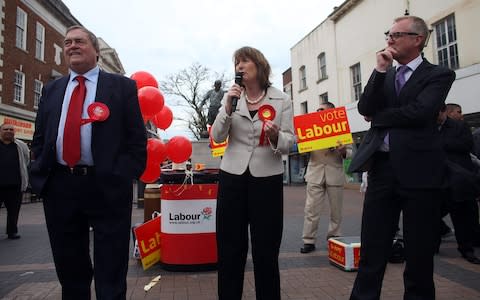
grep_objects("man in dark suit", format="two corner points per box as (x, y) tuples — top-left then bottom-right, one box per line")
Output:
(30, 25), (147, 300)
(348, 16), (455, 300)
(437, 105), (480, 264)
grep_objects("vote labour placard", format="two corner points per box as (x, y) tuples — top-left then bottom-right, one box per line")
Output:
(134, 215), (161, 270)
(294, 106), (353, 153)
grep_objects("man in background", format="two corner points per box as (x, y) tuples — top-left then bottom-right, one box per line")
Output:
(0, 124), (29, 240)
(446, 103), (463, 121)
(300, 102), (352, 254)
(436, 104), (480, 264)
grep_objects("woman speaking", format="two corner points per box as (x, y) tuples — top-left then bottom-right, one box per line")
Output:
(211, 46), (294, 299)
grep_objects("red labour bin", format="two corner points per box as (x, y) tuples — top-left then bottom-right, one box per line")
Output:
(160, 169), (218, 271)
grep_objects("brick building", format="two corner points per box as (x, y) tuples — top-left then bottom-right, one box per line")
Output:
(0, 0), (125, 142)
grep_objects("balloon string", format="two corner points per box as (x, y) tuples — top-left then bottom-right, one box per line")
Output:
(172, 169), (194, 195)
(146, 128), (160, 138)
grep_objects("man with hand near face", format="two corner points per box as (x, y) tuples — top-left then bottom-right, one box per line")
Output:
(348, 16), (455, 300)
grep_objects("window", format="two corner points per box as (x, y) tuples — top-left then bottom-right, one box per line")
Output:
(350, 63), (362, 102)
(299, 66), (307, 90)
(16, 7), (27, 50)
(317, 53), (327, 80)
(35, 22), (45, 60)
(319, 92), (328, 104)
(434, 15), (459, 70)
(14, 71), (25, 104)
(34, 80), (43, 108)
(300, 101), (308, 114)
(54, 44), (63, 65)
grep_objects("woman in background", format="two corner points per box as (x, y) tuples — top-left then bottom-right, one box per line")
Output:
(211, 46), (294, 299)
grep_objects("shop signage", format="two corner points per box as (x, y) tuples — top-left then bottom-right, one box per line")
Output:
(0, 115), (35, 140)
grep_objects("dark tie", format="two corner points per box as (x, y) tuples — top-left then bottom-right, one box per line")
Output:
(395, 65), (409, 96)
(63, 76), (86, 167)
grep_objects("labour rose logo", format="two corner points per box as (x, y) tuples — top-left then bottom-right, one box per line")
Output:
(201, 207), (213, 220)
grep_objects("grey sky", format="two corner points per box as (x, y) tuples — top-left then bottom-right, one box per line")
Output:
(63, 0), (345, 138)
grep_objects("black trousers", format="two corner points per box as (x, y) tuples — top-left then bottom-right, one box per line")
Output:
(438, 194), (478, 254)
(216, 169), (283, 300)
(350, 153), (440, 300)
(0, 185), (22, 235)
(43, 168), (133, 300)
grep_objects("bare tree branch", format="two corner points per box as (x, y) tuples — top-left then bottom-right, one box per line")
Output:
(160, 62), (226, 140)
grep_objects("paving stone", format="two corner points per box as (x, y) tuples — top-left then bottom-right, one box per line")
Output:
(1, 185), (479, 299)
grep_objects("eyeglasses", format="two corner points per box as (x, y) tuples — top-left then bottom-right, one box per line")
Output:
(317, 108), (325, 112)
(384, 32), (419, 41)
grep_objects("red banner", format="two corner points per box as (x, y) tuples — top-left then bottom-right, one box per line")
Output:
(134, 215), (161, 270)
(294, 106), (353, 153)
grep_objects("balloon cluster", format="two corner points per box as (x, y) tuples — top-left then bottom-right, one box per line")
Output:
(131, 71), (192, 183)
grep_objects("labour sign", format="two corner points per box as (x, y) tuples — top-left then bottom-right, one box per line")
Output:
(294, 106), (353, 153)
(134, 215), (161, 270)
(208, 126), (227, 157)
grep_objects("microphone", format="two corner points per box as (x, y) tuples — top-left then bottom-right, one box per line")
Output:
(231, 72), (243, 113)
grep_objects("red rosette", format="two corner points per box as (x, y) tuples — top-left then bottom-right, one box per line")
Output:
(258, 104), (276, 146)
(81, 102), (110, 125)
(258, 104), (276, 122)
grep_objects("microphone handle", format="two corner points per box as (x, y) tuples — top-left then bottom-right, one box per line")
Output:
(231, 96), (239, 113)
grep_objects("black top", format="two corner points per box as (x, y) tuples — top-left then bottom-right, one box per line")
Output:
(249, 110), (258, 118)
(0, 141), (21, 187)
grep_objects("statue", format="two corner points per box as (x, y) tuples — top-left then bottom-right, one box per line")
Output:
(202, 80), (225, 125)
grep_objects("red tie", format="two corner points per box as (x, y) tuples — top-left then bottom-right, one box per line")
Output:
(63, 76), (86, 167)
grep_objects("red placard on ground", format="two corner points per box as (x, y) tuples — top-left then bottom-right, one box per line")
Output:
(134, 215), (161, 270)
(328, 236), (361, 271)
(294, 106), (353, 153)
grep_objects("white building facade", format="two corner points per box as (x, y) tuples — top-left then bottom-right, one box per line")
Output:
(288, 0), (480, 183)
(291, 0), (480, 130)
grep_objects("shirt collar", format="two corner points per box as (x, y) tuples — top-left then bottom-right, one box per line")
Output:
(69, 66), (100, 84)
(397, 54), (423, 72)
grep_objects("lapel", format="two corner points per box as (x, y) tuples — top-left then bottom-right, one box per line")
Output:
(385, 67), (397, 106)
(397, 59), (433, 104)
(94, 71), (114, 108)
(236, 87), (285, 123)
(236, 93), (251, 120)
(91, 71), (114, 143)
(48, 77), (69, 144)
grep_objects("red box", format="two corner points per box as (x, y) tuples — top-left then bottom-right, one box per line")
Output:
(160, 183), (217, 271)
(328, 236), (361, 271)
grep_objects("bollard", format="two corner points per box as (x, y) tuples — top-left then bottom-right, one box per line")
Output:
(144, 183), (161, 222)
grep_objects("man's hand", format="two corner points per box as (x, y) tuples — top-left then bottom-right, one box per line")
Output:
(376, 47), (397, 72)
(335, 141), (347, 158)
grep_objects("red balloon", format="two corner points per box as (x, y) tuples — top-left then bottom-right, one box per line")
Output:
(147, 138), (167, 164)
(152, 106), (173, 130)
(138, 86), (165, 120)
(131, 71), (158, 89)
(166, 136), (192, 163)
(140, 162), (161, 183)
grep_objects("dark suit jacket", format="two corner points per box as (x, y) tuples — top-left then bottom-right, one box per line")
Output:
(30, 70), (147, 195)
(440, 117), (479, 200)
(348, 59), (455, 189)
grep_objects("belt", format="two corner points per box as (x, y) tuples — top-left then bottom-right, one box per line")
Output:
(55, 163), (95, 176)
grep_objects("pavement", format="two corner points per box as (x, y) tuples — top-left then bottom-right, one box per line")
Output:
(1, 185), (479, 299)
